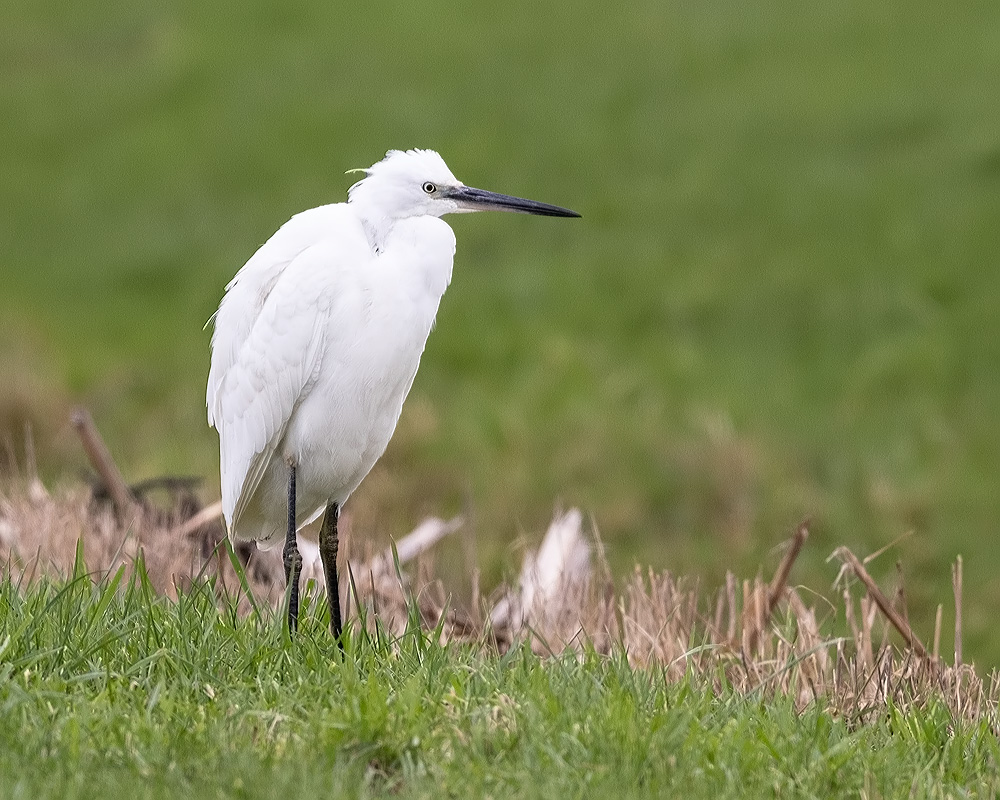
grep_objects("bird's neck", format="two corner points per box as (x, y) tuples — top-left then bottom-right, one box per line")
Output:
(351, 200), (397, 254)
(361, 217), (390, 254)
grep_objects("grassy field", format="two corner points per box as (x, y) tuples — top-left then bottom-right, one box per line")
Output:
(1, 567), (996, 799)
(3, 0), (1000, 662)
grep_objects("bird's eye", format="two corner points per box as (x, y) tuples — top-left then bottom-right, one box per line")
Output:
(422, 182), (437, 194)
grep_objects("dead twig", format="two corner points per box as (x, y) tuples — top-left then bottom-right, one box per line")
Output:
(171, 499), (224, 540)
(745, 520), (809, 652)
(70, 407), (141, 518)
(832, 546), (930, 661)
(386, 515), (464, 571)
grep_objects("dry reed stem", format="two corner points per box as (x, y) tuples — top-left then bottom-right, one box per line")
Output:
(745, 521), (808, 652)
(934, 604), (943, 662)
(953, 556), (963, 668)
(833, 546), (929, 660)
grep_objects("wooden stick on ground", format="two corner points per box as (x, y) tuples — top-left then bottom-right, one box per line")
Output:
(833, 546), (930, 661)
(360, 515), (464, 583)
(767, 521), (809, 616)
(70, 407), (142, 518)
(390, 515), (464, 567)
(171, 499), (224, 540)
(745, 521), (809, 652)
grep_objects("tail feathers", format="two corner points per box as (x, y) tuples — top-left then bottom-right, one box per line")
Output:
(227, 519), (282, 550)
(227, 502), (325, 551)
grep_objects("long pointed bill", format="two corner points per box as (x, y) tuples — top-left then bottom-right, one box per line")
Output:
(446, 185), (581, 217)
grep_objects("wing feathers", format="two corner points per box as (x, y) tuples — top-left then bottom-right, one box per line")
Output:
(206, 204), (370, 536)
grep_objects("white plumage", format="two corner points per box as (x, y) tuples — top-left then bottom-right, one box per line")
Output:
(206, 148), (578, 634)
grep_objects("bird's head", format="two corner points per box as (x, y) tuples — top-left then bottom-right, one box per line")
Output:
(347, 149), (580, 222)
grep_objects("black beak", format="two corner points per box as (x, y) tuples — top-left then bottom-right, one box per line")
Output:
(445, 185), (581, 217)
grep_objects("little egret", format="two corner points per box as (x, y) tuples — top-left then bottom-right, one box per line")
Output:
(207, 148), (579, 638)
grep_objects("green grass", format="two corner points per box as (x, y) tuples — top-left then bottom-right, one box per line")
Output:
(1, 566), (997, 799)
(3, 0), (1000, 662)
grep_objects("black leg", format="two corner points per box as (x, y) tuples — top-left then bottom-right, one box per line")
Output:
(319, 501), (343, 643)
(282, 464), (302, 634)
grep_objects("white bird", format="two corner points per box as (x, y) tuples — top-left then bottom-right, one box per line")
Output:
(207, 148), (579, 638)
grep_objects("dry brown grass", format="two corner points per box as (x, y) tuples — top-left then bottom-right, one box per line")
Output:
(1, 468), (995, 728)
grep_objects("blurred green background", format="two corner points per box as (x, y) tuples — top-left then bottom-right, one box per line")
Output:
(2, 0), (999, 661)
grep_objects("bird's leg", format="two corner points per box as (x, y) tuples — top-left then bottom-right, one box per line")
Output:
(318, 501), (343, 643)
(282, 463), (302, 634)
